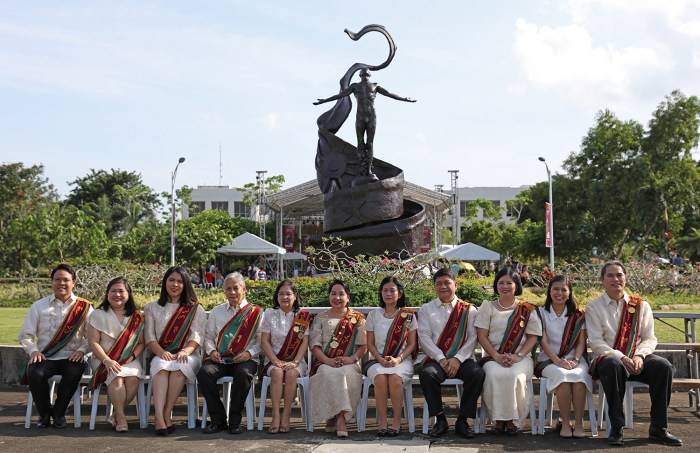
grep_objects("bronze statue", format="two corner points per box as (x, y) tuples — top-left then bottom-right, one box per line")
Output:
(314, 68), (415, 181)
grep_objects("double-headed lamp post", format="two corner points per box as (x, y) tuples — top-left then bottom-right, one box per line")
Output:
(538, 157), (554, 271)
(171, 157), (186, 267)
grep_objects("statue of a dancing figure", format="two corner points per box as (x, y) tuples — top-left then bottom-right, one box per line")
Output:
(314, 68), (416, 181)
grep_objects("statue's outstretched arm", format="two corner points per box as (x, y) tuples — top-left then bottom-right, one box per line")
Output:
(313, 86), (354, 105)
(376, 85), (417, 103)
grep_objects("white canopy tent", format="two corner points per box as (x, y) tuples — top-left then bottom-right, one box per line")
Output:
(439, 242), (500, 261)
(216, 232), (286, 278)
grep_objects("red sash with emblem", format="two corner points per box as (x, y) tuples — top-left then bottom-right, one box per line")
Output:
(89, 311), (144, 389)
(363, 308), (416, 375)
(159, 303), (199, 353)
(19, 298), (91, 385)
(261, 310), (312, 376)
(310, 310), (364, 376)
(589, 296), (642, 378)
(215, 304), (262, 359)
(534, 308), (585, 377)
(479, 301), (536, 366)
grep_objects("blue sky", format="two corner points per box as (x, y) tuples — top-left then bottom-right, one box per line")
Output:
(2, 0), (700, 199)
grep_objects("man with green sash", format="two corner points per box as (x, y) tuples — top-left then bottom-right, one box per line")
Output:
(586, 261), (681, 446)
(18, 264), (93, 428)
(198, 272), (262, 434)
(417, 268), (485, 439)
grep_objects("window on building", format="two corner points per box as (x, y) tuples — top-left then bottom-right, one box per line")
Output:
(459, 201), (470, 217)
(490, 200), (501, 209)
(233, 201), (250, 217)
(189, 201), (205, 218)
(211, 201), (229, 212)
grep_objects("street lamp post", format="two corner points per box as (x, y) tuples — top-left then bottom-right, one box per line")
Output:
(538, 157), (554, 271)
(171, 157), (186, 267)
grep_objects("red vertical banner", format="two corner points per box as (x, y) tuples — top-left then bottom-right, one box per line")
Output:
(300, 234), (310, 254)
(283, 224), (295, 252)
(545, 202), (552, 248)
(421, 225), (431, 253)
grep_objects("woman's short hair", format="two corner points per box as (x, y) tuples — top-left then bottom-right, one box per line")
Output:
(98, 276), (137, 316)
(492, 266), (523, 296)
(544, 275), (577, 316)
(378, 275), (406, 308)
(328, 279), (351, 306)
(273, 279), (300, 312)
(158, 266), (198, 307)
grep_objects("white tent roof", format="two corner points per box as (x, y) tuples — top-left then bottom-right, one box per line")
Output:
(439, 242), (500, 261)
(283, 252), (307, 261)
(216, 232), (286, 256)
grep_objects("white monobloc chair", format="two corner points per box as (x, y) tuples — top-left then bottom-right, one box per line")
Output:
(479, 376), (538, 434)
(24, 375), (85, 428)
(144, 379), (199, 429)
(419, 377), (485, 434)
(598, 380), (649, 436)
(88, 379), (147, 429)
(356, 374), (415, 433)
(536, 376), (598, 436)
(200, 376), (257, 431)
(257, 375), (313, 431)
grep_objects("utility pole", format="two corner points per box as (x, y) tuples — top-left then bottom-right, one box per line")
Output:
(256, 170), (267, 239)
(448, 170), (459, 245)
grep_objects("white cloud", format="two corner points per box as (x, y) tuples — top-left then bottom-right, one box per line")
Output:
(415, 133), (428, 143)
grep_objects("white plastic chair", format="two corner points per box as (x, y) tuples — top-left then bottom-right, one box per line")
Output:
(598, 380), (649, 436)
(417, 377), (484, 434)
(479, 376), (538, 434)
(88, 378), (147, 429)
(24, 375), (84, 428)
(257, 375), (313, 431)
(537, 376), (598, 436)
(145, 379), (199, 429)
(200, 376), (257, 430)
(356, 374), (415, 433)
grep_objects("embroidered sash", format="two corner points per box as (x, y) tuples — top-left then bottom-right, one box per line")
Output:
(216, 304), (262, 359)
(479, 301), (536, 366)
(589, 296), (643, 378)
(310, 310), (364, 376)
(534, 308), (585, 377)
(363, 308), (416, 375)
(417, 300), (472, 372)
(261, 310), (313, 376)
(89, 311), (144, 389)
(19, 298), (91, 385)
(159, 303), (199, 353)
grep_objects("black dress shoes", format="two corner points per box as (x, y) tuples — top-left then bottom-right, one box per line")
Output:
(202, 422), (227, 434)
(53, 415), (67, 429)
(455, 418), (475, 439)
(228, 424), (243, 434)
(37, 415), (51, 428)
(608, 427), (624, 446)
(166, 425), (176, 434)
(428, 418), (449, 438)
(648, 426), (682, 446)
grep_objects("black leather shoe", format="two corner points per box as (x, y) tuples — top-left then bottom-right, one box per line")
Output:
(228, 424), (243, 434)
(155, 428), (168, 436)
(649, 426), (682, 446)
(166, 425), (176, 434)
(37, 415), (51, 428)
(53, 415), (67, 429)
(608, 427), (624, 446)
(202, 422), (227, 434)
(428, 418), (449, 438)
(455, 418), (475, 439)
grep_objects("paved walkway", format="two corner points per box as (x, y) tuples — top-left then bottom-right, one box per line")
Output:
(0, 386), (697, 452)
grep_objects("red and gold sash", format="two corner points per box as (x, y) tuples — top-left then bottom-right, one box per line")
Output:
(159, 303), (199, 353)
(89, 311), (144, 389)
(19, 298), (91, 385)
(479, 301), (536, 366)
(417, 300), (472, 371)
(215, 304), (262, 359)
(310, 310), (364, 376)
(534, 308), (585, 377)
(261, 310), (312, 376)
(590, 296), (643, 378)
(363, 308), (416, 375)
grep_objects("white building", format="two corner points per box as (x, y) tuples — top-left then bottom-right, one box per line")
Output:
(182, 185), (251, 219)
(456, 186), (530, 223)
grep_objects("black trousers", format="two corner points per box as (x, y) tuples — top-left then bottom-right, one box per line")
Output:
(27, 359), (85, 418)
(419, 358), (485, 419)
(197, 359), (257, 426)
(597, 353), (674, 430)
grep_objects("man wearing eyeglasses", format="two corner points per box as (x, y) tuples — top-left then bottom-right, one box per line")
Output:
(18, 264), (93, 429)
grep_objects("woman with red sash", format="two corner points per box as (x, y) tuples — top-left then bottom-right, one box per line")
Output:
(310, 279), (367, 438)
(260, 280), (311, 433)
(364, 276), (417, 436)
(88, 277), (145, 432)
(144, 266), (206, 435)
(535, 275), (590, 438)
(475, 267), (541, 435)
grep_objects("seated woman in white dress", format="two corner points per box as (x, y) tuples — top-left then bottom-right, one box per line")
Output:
(260, 279), (311, 433)
(310, 279), (367, 438)
(535, 275), (591, 438)
(475, 267), (542, 435)
(364, 276), (417, 436)
(88, 276), (145, 432)
(144, 266), (206, 436)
